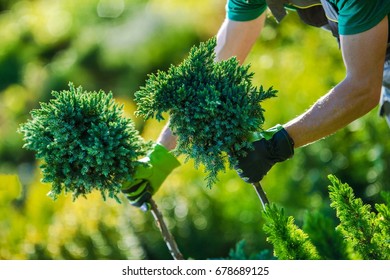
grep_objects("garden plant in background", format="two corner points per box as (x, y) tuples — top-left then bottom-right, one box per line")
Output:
(221, 175), (390, 260)
(260, 175), (390, 260)
(18, 83), (184, 260)
(327, 175), (390, 260)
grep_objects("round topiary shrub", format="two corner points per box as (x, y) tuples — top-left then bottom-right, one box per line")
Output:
(19, 83), (149, 201)
(135, 37), (277, 187)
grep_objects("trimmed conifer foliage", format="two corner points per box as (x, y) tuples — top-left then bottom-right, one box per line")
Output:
(328, 175), (390, 260)
(259, 175), (390, 260)
(19, 83), (148, 201)
(135, 37), (277, 187)
(262, 204), (320, 260)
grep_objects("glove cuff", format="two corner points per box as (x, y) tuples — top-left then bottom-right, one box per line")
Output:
(250, 124), (284, 142)
(274, 127), (294, 160)
(251, 124), (294, 160)
(149, 143), (181, 173)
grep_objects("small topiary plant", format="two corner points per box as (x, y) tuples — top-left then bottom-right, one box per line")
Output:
(19, 83), (149, 202)
(19, 83), (184, 260)
(135, 37), (277, 187)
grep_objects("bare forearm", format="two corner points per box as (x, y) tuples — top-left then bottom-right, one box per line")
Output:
(157, 123), (177, 150)
(284, 77), (380, 148)
(216, 14), (266, 63)
(284, 16), (387, 148)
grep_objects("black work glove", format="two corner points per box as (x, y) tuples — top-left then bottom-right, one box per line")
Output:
(235, 125), (294, 183)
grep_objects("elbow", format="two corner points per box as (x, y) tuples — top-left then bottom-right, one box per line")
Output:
(362, 85), (381, 111)
(345, 75), (382, 112)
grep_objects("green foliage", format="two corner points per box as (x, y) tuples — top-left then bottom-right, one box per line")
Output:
(233, 175), (390, 260)
(262, 203), (320, 260)
(218, 240), (275, 260)
(258, 176), (390, 260)
(0, 174), (147, 260)
(328, 175), (390, 259)
(302, 209), (348, 259)
(19, 83), (148, 201)
(1, 0), (389, 260)
(380, 191), (390, 205)
(135, 37), (277, 187)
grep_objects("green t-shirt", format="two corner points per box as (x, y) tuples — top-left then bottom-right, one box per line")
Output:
(327, 0), (390, 35)
(226, 0), (268, 22)
(226, 0), (390, 35)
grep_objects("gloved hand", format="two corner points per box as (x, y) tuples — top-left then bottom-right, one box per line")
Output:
(235, 125), (294, 183)
(122, 143), (180, 211)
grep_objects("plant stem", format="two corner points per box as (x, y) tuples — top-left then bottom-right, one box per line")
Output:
(149, 198), (185, 260)
(252, 182), (269, 211)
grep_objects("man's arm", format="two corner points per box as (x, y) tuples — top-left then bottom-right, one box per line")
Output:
(234, 15), (389, 183)
(158, 13), (267, 150)
(284, 16), (388, 148)
(216, 13), (266, 63)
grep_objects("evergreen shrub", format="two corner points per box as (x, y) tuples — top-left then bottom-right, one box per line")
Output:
(263, 203), (320, 260)
(238, 175), (390, 260)
(19, 83), (149, 201)
(135, 37), (277, 187)
(328, 175), (390, 259)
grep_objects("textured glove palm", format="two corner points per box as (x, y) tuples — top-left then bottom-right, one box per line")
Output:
(122, 144), (180, 210)
(235, 125), (294, 183)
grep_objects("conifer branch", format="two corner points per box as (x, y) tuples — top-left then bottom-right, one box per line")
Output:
(328, 175), (388, 259)
(302, 210), (348, 259)
(262, 204), (320, 260)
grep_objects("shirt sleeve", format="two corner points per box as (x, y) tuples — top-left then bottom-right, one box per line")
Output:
(226, 0), (268, 21)
(336, 0), (390, 35)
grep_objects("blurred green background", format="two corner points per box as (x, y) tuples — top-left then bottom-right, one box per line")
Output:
(0, 0), (389, 260)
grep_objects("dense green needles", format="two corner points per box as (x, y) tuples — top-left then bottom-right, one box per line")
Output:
(328, 175), (390, 259)
(261, 175), (390, 260)
(263, 204), (320, 260)
(135, 37), (277, 187)
(19, 83), (148, 201)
